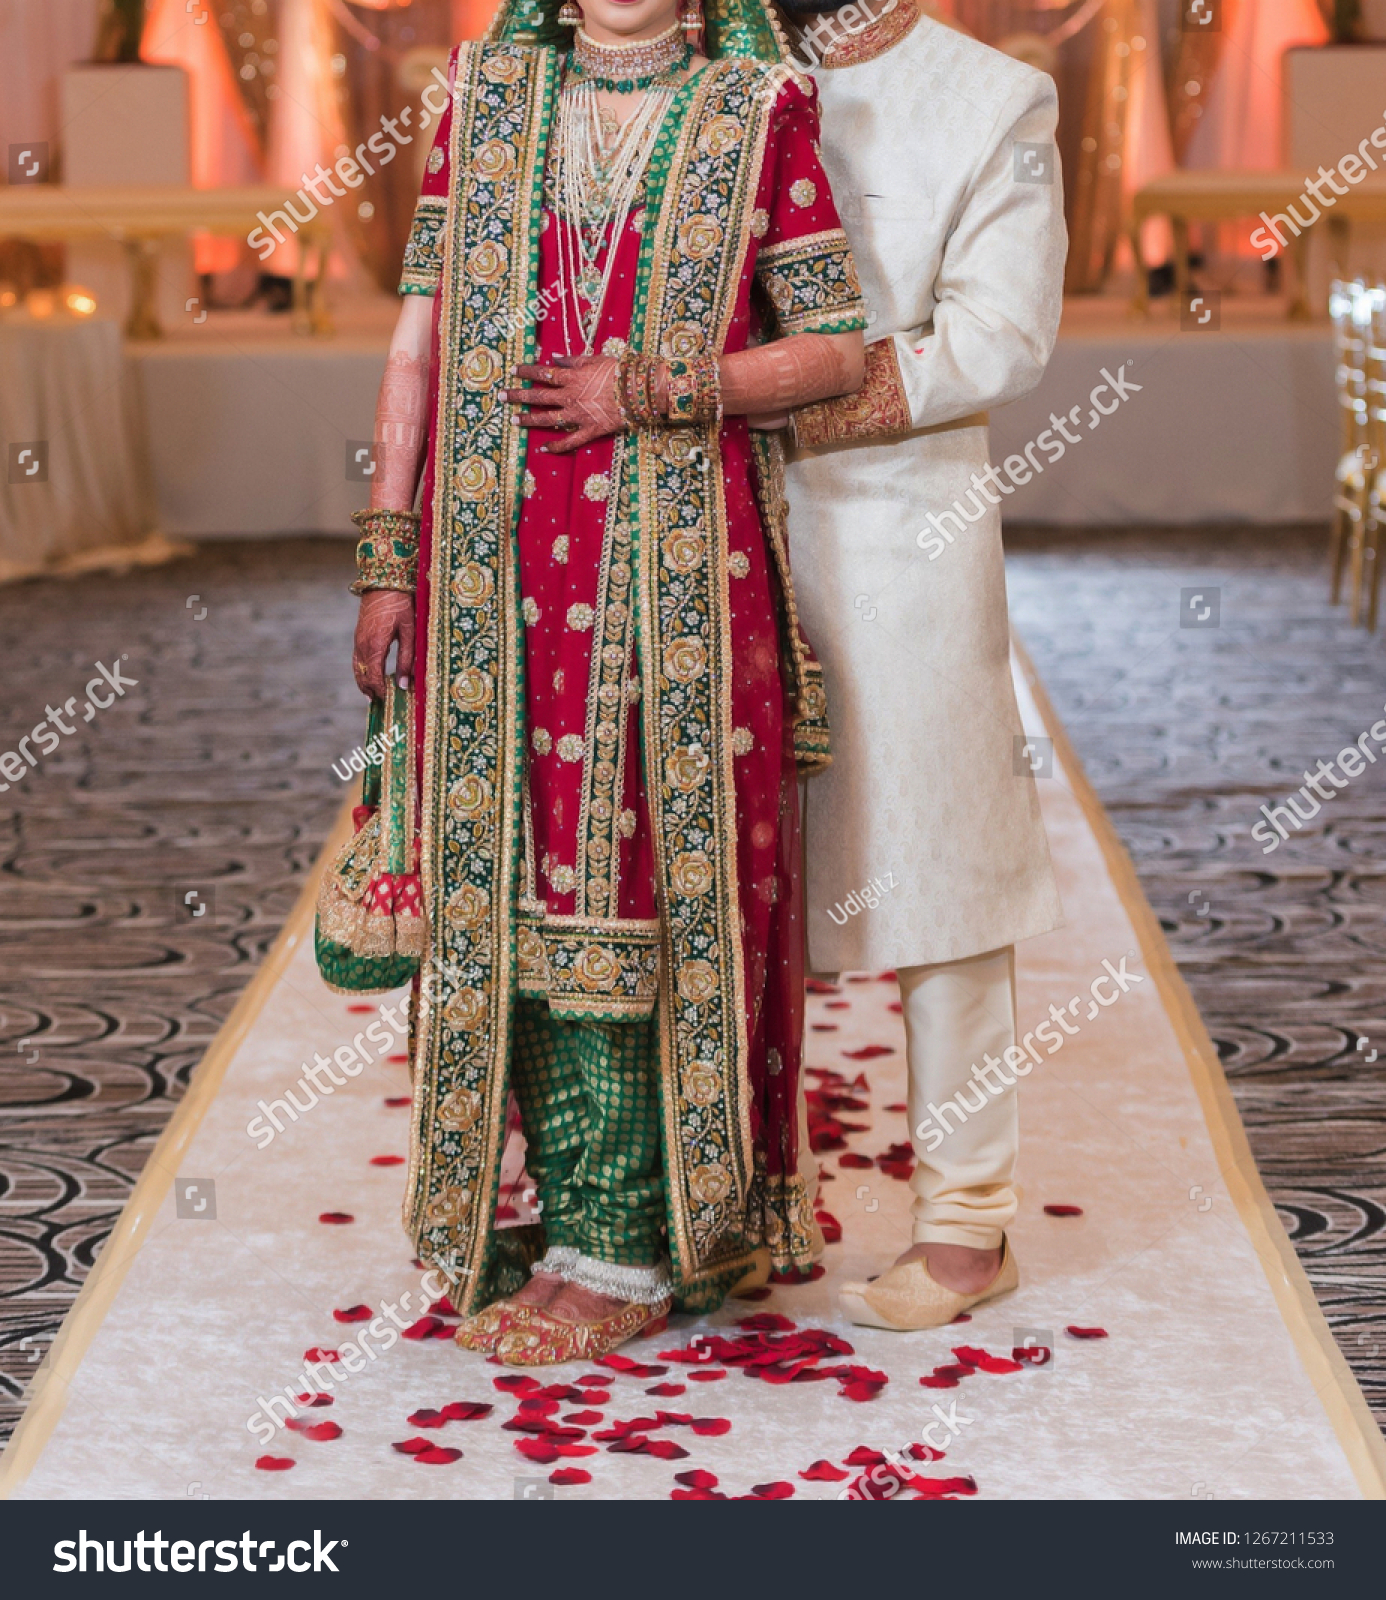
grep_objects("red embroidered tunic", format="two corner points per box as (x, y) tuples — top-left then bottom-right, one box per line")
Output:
(403, 67), (864, 1035)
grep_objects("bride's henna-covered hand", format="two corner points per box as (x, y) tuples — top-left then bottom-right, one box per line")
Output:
(505, 354), (624, 453)
(353, 589), (415, 700)
(721, 330), (864, 416)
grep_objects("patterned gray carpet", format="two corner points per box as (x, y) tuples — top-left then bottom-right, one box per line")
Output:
(0, 539), (361, 1441)
(1, 527), (1381, 1451)
(1007, 522), (1386, 1432)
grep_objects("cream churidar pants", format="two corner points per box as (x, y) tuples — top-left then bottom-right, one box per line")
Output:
(899, 945), (1019, 1251)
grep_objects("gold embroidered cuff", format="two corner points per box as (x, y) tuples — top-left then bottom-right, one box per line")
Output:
(757, 227), (867, 338)
(791, 337), (913, 450)
(350, 508), (421, 595)
(399, 195), (447, 295)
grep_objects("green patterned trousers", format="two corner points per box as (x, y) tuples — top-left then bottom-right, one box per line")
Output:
(510, 999), (666, 1267)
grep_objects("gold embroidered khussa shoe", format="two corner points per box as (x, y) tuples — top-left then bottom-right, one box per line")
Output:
(494, 1298), (673, 1367)
(454, 1300), (537, 1353)
(838, 1237), (1019, 1332)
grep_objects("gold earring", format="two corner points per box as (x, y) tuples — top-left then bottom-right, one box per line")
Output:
(680, 0), (703, 48)
(558, 1), (582, 24)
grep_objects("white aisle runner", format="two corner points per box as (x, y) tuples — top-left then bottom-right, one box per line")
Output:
(4, 661), (1382, 1501)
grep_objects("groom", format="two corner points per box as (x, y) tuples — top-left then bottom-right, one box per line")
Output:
(771, 0), (1069, 1329)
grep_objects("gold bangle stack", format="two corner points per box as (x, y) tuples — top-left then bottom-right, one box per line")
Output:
(616, 349), (663, 431)
(665, 354), (722, 427)
(350, 507), (421, 595)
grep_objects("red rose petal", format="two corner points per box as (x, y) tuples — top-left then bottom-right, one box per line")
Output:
(494, 1374), (544, 1394)
(815, 1211), (843, 1244)
(304, 1348), (340, 1363)
(644, 1439), (689, 1460)
(1043, 1204), (1084, 1217)
(805, 979), (840, 994)
(840, 1380), (885, 1402)
(1066, 1325), (1109, 1339)
(845, 1447), (886, 1466)
(919, 1376), (959, 1389)
(564, 1409), (606, 1425)
(407, 1408), (447, 1428)
(402, 1316), (445, 1340)
(301, 1421), (342, 1442)
(451, 1402), (495, 1426)
(387, 1053), (409, 1063)
(842, 1045), (894, 1059)
(430, 1297), (459, 1318)
(644, 1384), (685, 1398)
(800, 1460), (849, 1481)
(384, 1096), (411, 1107)
(414, 1447), (463, 1465)
(883, 1101), (906, 1112)
(318, 1211), (354, 1225)
(370, 1154), (405, 1166)
(810, 1024), (839, 1032)
(690, 1417), (731, 1436)
(515, 1439), (560, 1464)
(749, 1481), (795, 1499)
(332, 1304), (372, 1323)
(953, 1345), (1025, 1375)
(549, 1468), (591, 1485)
(824, 1000), (850, 1010)
(294, 1393), (333, 1407)
(911, 1475), (978, 1498)
(346, 1003), (374, 1014)
(737, 1313), (797, 1333)
(554, 1443), (598, 1457)
(392, 1437), (433, 1454)
(838, 1153), (873, 1169)
(255, 1456), (295, 1471)
(674, 1469), (720, 1489)
(686, 1369), (727, 1381)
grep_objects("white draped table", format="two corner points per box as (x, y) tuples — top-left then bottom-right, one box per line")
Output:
(0, 312), (169, 585)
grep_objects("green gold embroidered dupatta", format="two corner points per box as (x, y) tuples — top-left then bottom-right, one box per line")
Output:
(406, 42), (803, 1311)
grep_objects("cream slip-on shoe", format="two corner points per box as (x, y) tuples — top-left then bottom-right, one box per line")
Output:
(838, 1236), (1019, 1332)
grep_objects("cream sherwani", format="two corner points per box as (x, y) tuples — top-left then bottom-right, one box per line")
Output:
(785, 5), (1069, 1254)
(787, 5), (1066, 976)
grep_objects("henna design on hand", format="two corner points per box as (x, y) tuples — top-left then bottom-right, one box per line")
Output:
(504, 354), (624, 453)
(353, 589), (416, 699)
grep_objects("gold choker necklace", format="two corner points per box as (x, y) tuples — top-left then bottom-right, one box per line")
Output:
(572, 22), (684, 84)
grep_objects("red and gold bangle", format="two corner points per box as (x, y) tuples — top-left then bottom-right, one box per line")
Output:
(350, 507), (420, 595)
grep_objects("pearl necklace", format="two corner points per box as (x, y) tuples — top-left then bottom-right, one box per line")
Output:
(554, 58), (679, 353)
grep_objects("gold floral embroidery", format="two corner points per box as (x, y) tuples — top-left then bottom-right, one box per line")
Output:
(521, 596), (540, 624)
(756, 227), (865, 337)
(749, 208), (769, 238)
(728, 550), (750, 578)
(789, 177), (817, 208)
(399, 195), (447, 295)
(557, 733), (584, 762)
(427, 146), (445, 175)
(583, 473), (610, 502)
(531, 727), (552, 755)
(731, 726), (755, 755)
(522, 469), (537, 497)
(792, 337), (913, 449)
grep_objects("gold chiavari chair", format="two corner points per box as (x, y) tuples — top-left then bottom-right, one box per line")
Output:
(1328, 279), (1371, 607)
(1357, 284), (1386, 631)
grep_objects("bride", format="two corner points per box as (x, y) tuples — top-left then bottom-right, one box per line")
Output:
(348, 0), (865, 1364)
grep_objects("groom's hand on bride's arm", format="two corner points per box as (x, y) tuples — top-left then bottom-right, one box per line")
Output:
(507, 355), (623, 453)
